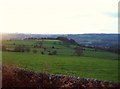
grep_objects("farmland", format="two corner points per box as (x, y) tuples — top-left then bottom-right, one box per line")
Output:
(2, 39), (119, 82)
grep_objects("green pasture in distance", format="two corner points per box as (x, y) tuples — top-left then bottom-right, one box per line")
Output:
(2, 39), (119, 82)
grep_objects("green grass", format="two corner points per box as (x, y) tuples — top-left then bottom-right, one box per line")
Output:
(3, 40), (118, 58)
(3, 51), (119, 82)
(2, 39), (119, 82)
(84, 50), (118, 59)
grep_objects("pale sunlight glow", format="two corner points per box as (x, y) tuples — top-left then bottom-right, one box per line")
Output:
(0, 0), (118, 34)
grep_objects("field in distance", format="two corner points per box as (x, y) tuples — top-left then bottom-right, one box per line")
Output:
(2, 39), (119, 82)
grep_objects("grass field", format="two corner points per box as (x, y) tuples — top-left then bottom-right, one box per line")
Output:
(2, 40), (119, 82)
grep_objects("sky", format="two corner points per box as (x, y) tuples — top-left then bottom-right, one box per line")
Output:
(0, 0), (119, 34)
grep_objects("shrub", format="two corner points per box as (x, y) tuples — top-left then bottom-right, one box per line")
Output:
(14, 45), (25, 52)
(41, 51), (44, 55)
(74, 46), (83, 56)
(52, 46), (55, 49)
(48, 50), (57, 55)
(52, 50), (57, 55)
(48, 51), (52, 55)
(32, 49), (37, 53)
(43, 47), (47, 51)
(25, 47), (31, 52)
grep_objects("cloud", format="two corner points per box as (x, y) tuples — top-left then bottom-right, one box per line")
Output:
(104, 12), (118, 18)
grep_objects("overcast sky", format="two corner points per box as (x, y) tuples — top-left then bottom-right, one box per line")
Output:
(0, 0), (119, 34)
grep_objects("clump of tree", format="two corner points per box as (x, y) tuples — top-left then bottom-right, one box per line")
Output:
(74, 46), (83, 56)
(56, 37), (78, 45)
(14, 45), (25, 52)
(48, 50), (57, 55)
(34, 44), (42, 48)
(14, 45), (30, 52)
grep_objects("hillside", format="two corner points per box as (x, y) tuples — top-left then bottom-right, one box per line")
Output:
(2, 33), (119, 53)
(2, 39), (119, 82)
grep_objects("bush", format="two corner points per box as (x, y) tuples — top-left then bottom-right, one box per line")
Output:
(74, 46), (83, 56)
(25, 48), (31, 52)
(32, 49), (37, 53)
(14, 45), (25, 52)
(52, 50), (57, 55)
(48, 50), (57, 55)
(52, 46), (55, 49)
(41, 51), (44, 55)
(43, 47), (47, 51)
(14, 45), (31, 53)
(48, 51), (52, 55)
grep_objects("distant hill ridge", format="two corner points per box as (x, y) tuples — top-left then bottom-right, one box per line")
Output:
(2, 33), (119, 53)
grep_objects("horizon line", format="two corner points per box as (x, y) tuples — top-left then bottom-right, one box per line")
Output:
(1, 32), (119, 35)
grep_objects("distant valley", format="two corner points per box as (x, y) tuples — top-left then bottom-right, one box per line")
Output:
(2, 33), (120, 54)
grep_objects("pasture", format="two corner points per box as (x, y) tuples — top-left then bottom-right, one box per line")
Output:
(2, 39), (119, 82)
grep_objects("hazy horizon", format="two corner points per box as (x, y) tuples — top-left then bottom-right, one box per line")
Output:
(1, 32), (119, 35)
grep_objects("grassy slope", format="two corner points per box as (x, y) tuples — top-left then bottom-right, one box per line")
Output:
(2, 40), (119, 82)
